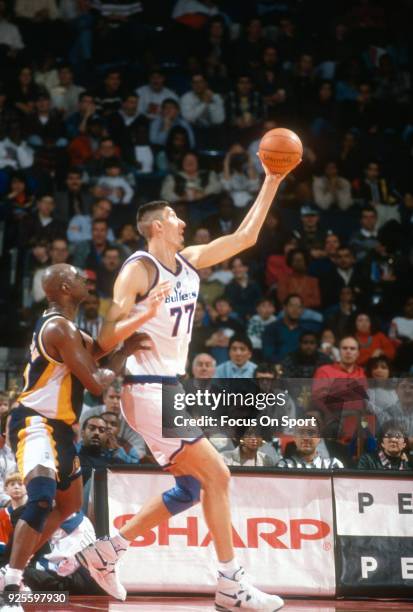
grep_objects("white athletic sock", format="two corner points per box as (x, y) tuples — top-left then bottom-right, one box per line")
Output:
(218, 558), (241, 579)
(110, 533), (131, 556)
(4, 567), (23, 587)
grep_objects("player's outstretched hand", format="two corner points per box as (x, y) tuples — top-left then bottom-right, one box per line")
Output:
(123, 332), (153, 355)
(257, 151), (301, 180)
(147, 280), (172, 316)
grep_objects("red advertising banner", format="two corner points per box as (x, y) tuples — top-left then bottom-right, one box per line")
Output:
(106, 470), (335, 596)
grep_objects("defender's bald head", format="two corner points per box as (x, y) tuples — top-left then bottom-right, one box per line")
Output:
(42, 263), (79, 299)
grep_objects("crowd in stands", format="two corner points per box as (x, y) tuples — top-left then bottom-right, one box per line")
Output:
(0, 0), (413, 545)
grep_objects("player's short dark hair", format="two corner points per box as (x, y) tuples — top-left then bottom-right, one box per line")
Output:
(137, 201), (170, 239)
(229, 334), (253, 353)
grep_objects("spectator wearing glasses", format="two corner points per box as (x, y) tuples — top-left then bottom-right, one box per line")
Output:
(222, 428), (276, 467)
(357, 420), (412, 470)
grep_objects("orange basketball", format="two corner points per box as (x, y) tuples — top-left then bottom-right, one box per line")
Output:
(259, 128), (303, 175)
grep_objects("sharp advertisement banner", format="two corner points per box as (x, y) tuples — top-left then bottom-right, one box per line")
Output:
(106, 470), (335, 596)
(334, 477), (413, 596)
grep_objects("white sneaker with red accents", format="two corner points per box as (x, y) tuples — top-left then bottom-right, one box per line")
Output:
(215, 567), (284, 612)
(75, 536), (127, 601)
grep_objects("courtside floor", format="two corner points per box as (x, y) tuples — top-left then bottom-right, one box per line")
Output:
(19, 596), (413, 611)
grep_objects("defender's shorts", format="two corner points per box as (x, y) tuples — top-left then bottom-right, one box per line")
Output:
(9, 405), (81, 490)
(121, 381), (203, 468)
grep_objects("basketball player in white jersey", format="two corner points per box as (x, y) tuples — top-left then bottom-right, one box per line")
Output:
(66, 156), (297, 611)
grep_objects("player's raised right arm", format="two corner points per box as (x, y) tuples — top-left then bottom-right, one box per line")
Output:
(97, 260), (171, 354)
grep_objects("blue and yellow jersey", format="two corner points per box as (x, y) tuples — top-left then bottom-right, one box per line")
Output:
(18, 313), (85, 425)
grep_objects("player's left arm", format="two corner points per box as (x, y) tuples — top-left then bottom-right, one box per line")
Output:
(81, 329), (152, 369)
(97, 260), (171, 354)
(181, 156), (299, 269)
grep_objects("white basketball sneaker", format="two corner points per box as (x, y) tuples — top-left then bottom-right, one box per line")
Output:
(74, 536), (127, 601)
(215, 567), (284, 612)
(0, 566), (31, 593)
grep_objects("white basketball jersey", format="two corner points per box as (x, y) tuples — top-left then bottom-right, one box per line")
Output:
(123, 251), (199, 376)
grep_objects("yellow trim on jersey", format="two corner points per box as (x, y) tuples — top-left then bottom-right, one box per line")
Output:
(15, 417), (30, 478)
(57, 372), (76, 425)
(43, 419), (60, 474)
(37, 316), (65, 366)
(18, 362), (56, 404)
